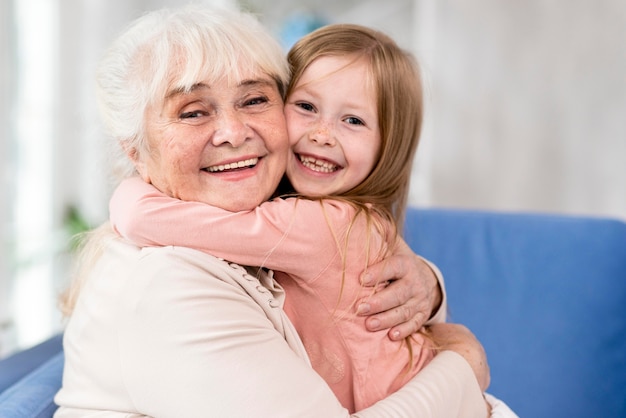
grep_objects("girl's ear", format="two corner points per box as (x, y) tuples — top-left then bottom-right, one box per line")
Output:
(122, 141), (151, 183)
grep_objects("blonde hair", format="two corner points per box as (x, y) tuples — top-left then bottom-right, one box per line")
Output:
(287, 25), (427, 369)
(59, 224), (114, 317)
(60, 5), (289, 315)
(286, 24), (424, 233)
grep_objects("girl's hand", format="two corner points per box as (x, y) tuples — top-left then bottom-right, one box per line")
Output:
(357, 239), (443, 340)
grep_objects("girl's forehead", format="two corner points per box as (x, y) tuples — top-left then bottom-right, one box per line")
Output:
(297, 55), (374, 89)
(308, 54), (362, 70)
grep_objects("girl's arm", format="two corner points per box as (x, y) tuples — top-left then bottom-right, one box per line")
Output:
(110, 176), (367, 280)
(111, 177), (448, 342)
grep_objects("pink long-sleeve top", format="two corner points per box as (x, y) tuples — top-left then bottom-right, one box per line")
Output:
(109, 176), (435, 412)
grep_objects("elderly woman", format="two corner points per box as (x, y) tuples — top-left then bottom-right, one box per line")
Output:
(54, 5), (490, 417)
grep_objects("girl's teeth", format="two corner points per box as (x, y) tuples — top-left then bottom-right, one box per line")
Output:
(299, 156), (338, 173)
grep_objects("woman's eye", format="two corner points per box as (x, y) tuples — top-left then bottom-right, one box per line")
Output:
(245, 96), (269, 106)
(296, 102), (315, 112)
(345, 116), (364, 126)
(180, 110), (204, 119)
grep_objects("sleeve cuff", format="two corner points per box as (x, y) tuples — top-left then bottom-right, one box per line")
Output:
(418, 256), (447, 324)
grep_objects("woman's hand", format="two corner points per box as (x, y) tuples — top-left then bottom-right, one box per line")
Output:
(357, 239), (443, 341)
(427, 323), (491, 392)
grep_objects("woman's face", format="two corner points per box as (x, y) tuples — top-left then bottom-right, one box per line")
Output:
(135, 70), (289, 211)
(284, 55), (381, 196)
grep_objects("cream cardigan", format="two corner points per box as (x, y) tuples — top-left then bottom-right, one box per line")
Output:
(55, 235), (486, 417)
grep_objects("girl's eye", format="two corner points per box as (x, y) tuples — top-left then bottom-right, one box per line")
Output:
(296, 102), (315, 112)
(345, 116), (364, 126)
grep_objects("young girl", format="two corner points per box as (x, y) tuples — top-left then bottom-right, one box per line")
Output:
(111, 24), (437, 412)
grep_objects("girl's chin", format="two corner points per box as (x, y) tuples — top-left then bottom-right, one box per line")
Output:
(291, 181), (334, 197)
(288, 164), (344, 196)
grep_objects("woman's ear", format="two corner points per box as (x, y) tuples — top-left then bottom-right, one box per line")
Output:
(122, 141), (150, 183)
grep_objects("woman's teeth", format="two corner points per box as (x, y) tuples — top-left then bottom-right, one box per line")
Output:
(206, 158), (258, 172)
(299, 155), (338, 173)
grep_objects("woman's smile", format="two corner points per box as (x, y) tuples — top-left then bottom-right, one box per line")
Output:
(205, 157), (259, 173)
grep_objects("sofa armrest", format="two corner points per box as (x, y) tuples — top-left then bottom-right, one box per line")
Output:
(0, 351), (63, 418)
(0, 334), (63, 394)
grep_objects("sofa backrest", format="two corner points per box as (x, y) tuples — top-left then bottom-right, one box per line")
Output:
(405, 208), (626, 418)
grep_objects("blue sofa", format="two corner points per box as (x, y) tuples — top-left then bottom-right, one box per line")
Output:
(1, 208), (625, 417)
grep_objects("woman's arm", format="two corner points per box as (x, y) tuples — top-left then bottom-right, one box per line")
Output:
(119, 247), (487, 418)
(358, 351), (488, 418)
(426, 323), (490, 392)
(359, 323), (491, 418)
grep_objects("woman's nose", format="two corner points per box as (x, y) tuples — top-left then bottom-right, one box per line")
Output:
(211, 110), (252, 147)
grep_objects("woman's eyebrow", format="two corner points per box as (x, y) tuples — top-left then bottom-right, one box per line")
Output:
(165, 83), (210, 99)
(165, 79), (273, 99)
(238, 78), (275, 89)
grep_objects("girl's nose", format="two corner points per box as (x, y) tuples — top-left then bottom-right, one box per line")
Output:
(309, 120), (335, 146)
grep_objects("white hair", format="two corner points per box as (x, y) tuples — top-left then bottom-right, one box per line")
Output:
(96, 5), (289, 179)
(60, 5), (289, 316)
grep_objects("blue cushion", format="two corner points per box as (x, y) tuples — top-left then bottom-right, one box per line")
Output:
(0, 352), (63, 418)
(0, 334), (63, 395)
(405, 208), (626, 418)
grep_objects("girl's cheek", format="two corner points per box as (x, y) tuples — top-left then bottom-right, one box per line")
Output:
(285, 121), (301, 145)
(284, 107), (301, 136)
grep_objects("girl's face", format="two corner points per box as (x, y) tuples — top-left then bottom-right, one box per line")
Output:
(284, 55), (381, 196)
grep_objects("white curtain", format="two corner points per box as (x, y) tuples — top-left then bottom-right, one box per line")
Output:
(0, 0), (15, 356)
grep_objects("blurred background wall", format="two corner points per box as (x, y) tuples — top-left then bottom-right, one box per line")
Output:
(1, 0), (624, 355)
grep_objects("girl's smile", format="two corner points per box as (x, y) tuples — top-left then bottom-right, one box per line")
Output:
(284, 55), (381, 196)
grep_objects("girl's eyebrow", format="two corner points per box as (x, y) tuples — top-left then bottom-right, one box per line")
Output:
(290, 83), (320, 98)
